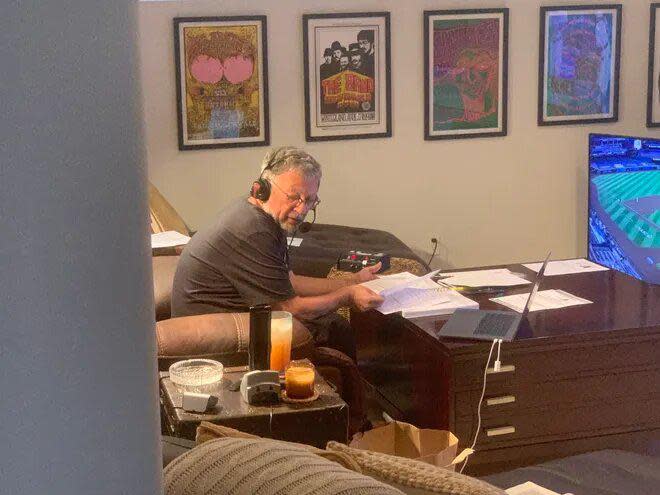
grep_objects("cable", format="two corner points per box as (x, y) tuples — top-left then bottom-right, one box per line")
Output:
(460, 339), (498, 474)
(494, 339), (503, 372)
(426, 237), (438, 269)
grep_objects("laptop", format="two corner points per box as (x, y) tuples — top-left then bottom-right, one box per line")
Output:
(437, 253), (551, 342)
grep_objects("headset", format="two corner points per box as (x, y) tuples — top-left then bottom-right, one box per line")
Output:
(251, 151), (318, 234)
(250, 153), (284, 202)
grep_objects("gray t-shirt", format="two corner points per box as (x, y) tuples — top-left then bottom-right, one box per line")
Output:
(171, 198), (295, 317)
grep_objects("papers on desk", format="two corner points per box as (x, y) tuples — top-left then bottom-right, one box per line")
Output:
(361, 271), (478, 317)
(505, 481), (561, 495)
(437, 268), (531, 288)
(491, 289), (592, 313)
(151, 230), (191, 249)
(523, 258), (608, 276)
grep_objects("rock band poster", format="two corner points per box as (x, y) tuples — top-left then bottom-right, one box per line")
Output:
(424, 9), (509, 140)
(174, 16), (269, 150)
(303, 12), (391, 141)
(538, 5), (621, 126)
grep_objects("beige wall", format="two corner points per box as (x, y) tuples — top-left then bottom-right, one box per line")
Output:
(139, 0), (659, 269)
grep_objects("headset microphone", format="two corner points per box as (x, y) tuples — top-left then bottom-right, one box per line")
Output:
(298, 208), (316, 233)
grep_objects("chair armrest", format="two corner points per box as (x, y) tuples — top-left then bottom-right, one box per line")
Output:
(156, 313), (251, 370)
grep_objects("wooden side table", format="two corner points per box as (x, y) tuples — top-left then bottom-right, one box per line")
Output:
(160, 368), (349, 448)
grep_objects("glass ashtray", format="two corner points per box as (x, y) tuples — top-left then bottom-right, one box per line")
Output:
(169, 359), (224, 392)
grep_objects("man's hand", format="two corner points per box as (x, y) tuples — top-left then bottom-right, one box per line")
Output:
(354, 262), (382, 283)
(348, 285), (384, 312)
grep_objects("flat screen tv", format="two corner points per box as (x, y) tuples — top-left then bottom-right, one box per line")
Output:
(588, 133), (660, 284)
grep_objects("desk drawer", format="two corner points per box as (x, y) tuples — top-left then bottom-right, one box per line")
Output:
(453, 338), (660, 390)
(454, 396), (660, 450)
(454, 368), (660, 419)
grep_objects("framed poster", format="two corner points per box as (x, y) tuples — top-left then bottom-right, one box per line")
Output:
(173, 16), (269, 150)
(303, 12), (391, 141)
(538, 5), (622, 126)
(424, 9), (508, 140)
(647, 3), (660, 127)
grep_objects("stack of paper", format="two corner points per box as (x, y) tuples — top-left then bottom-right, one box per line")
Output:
(523, 258), (609, 276)
(437, 268), (531, 288)
(361, 271), (478, 318)
(491, 289), (592, 313)
(151, 230), (191, 249)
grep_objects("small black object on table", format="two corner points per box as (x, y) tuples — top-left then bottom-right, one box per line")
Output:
(159, 367), (349, 448)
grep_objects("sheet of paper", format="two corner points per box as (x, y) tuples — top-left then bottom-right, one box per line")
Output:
(151, 230), (191, 248)
(286, 237), (303, 247)
(361, 270), (439, 295)
(505, 481), (561, 495)
(491, 289), (592, 313)
(437, 268), (532, 288)
(378, 287), (450, 315)
(401, 289), (479, 318)
(523, 258), (608, 276)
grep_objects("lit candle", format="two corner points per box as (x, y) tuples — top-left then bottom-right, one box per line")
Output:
(285, 361), (316, 399)
(269, 311), (292, 372)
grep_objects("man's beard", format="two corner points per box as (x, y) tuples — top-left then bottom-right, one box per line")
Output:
(262, 203), (302, 233)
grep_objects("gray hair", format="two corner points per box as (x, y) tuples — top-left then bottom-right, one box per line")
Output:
(260, 146), (322, 183)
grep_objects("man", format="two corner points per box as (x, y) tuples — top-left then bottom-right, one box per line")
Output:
(171, 147), (384, 359)
(357, 30), (375, 77)
(330, 40), (343, 68)
(320, 47), (335, 80)
(338, 49), (350, 72)
(348, 43), (365, 74)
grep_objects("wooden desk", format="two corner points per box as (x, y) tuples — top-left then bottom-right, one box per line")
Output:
(352, 265), (660, 475)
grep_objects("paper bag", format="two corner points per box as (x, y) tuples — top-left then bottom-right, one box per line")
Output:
(349, 420), (462, 470)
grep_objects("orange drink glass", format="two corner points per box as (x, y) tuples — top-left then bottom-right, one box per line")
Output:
(269, 311), (292, 372)
(284, 360), (316, 399)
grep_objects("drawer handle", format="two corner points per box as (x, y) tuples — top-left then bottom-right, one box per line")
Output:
(486, 364), (515, 374)
(485, 426), (516, 437)
(486, 395), (516, 406)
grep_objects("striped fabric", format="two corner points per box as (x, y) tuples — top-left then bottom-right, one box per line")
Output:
(163, 437), (404, 495)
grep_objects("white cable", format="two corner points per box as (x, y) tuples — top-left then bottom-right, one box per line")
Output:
(460, 339), (497, 474)
(494, 339), (503, 372)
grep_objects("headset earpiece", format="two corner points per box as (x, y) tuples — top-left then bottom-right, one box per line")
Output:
(251, 178), (271, 201)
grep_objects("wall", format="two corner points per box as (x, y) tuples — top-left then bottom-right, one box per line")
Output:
(139, 0), (659, 269)
(2, 2), (162, 493)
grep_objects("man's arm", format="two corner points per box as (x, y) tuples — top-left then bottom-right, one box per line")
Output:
(273, 284), (383, 321)
(289, 262), (382, 297)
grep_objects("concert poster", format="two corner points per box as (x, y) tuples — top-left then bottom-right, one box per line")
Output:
(174, 16), (269, 150)
(303, 13), (391, 141)
(539, 5), (621, 126)
(424, 9), (508, 140)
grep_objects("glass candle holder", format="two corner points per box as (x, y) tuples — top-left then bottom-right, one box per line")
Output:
(269, 311), (292, 372)
(284, 360), (316, 399)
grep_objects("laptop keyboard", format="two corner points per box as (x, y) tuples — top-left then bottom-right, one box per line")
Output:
(474, 313), (516, 338)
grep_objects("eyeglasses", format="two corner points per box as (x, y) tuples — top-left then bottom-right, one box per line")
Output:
(270, 179), (321, 210)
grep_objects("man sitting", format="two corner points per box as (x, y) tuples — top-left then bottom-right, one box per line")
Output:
(171, 146), (383, 360)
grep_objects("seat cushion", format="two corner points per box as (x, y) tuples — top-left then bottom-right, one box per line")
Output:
(289, 223), (425, 277)
(481, 449), (660, 495)
(163, 437), (405, 495)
